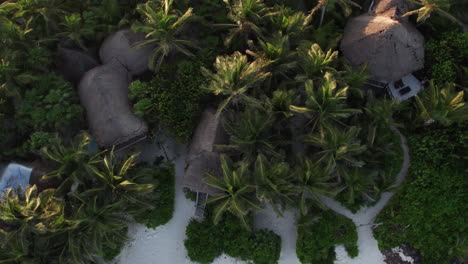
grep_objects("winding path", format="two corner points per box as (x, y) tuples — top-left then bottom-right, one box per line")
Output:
(320, 127), (410, 264)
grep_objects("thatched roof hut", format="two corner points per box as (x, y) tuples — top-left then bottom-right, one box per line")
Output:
(78, 58), (148, 148)
(340, 14), (424, 81)
(373, 0), (410, 19)
(183, 107), (227, 196)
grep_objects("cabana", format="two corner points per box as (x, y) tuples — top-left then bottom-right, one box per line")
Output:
(341, 0), (425, 101)
(78, 59), (148, 149)
(183, 107), (227, 217)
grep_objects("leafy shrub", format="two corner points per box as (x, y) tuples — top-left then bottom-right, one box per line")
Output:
(185, 211), (282, 264)
(425, 30), (468, 85)
(129, 60), (208, 142)
(16, 73), (83, 132)
(134, 162), (175, 229)
(296, 209), (358, 264)
(374, 123), (468, 264)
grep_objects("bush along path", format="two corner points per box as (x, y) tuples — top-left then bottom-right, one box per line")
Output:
(318, 127), (410, 264)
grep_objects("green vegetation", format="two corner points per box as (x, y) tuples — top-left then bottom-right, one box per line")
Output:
(1, 0), (467, 263)
(425, 30), (468, 85)
(134, 161), (175, 229)
(296, 206), (358, 264)
(129, 60), (208, 142)
(0, 134), (175, 263)
(185, 209), (281, 264)
(374, 123), (467, 264)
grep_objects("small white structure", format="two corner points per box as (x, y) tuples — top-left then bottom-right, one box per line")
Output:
(387, 74), (422, 102)
(0, 163), (32, 194)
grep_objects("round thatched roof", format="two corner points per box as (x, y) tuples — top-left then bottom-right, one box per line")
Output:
(78, 59), (148, 148)
(340, 15), (424, 81)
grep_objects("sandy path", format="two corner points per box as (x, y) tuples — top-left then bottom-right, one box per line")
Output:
(254, 203), (301, 264)
(319, 127), (410, 264)
(111, 135), (246, 264)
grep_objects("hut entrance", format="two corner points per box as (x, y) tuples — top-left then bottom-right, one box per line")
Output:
(195, 192), (209, 218)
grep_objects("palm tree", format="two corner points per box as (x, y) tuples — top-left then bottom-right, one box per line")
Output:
(313, 0), (361, 27)
(0, 185), (69, 262)
(222, 108), (280, 161)
(415, 81), (467, 126)
(340, 64), (371, 97)
(64, 197), (129, 263)
(290, 74), (361, 132)
(253, 154), (296, 215)
(82, 151), (155, 207)
(246, 32), (297, 88)
(364, 96), (401, 129)
(221, 0), (269, 47)
(296, 44), (338, 81)
(403, 0), (464, 27)
(268, 6), (312, 44)
(57, 13), (94, 50)
(291, 155), (337, 215)
(4, 0), (68, 35)
(132, 0), (197, 71)
(40, 133), (103, 195)
(265, 89), (297, 120)
(202, 51), (271, 118)
(203, 155), (262, 229)
(339, 168), (375, 206)
(304, 125), (367, 178)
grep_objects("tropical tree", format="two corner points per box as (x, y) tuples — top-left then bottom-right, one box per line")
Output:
(81, 151), (155, 207)
(365, 96), (401, 129)
(246, 32), (297, 87)
(290, 74), (361, 132)
(63, 197), (129, 264)
(403, 0), (464, 27)
(57, 13), (94, 50)
(132, 0), (197, 71)
(202, 51), (271, 118)
(222, 108), (280, 161)
(265, 89), (297, 120)
(415, 81), (467, 126)
(291, 156), (337, 215)
(340, 64), (371, 97)
(304, 125), (367, 178)
(339, 168), (375, 206)
(203, 155), (262, 229)
(313, 0), (361, 27)
(222, 0), (269, 47)
(296, 43), (338, 81)
(268, 6), (312, 44)
(40, 133), (103, 194)
(1, 0), (69, 35)
(0, 185), (69, 263)
(253, 154), (296, 215)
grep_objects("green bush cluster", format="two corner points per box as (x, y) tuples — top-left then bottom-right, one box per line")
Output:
(0, 135), (175, 263)
(296, 209), (358, 264)
(374, 123), (468, 264)
(185, 211), (281, 264)
(129, 60), (208, 142)
(425, 30), (468, 85)
(134, 162), (175, 229)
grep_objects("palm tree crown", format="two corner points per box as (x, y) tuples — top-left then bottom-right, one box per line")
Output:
(132, 0), (197, 71)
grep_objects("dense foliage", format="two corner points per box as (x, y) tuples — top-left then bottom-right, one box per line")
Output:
(374, 123), (468, 264)
(0, 134), (175, 263)
(129, 60), (208, 142)
(185, 209), (281, 264)
(296, 207), (358, 264)
(425, 30), (468, 85)
(134, 161), (175, 228)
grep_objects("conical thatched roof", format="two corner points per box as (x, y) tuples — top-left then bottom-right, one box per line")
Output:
(340, 15), (424, 81)
(78, 58), (148, 148)
(183, 107), (227, 196)
(373, 0), (410, 19)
